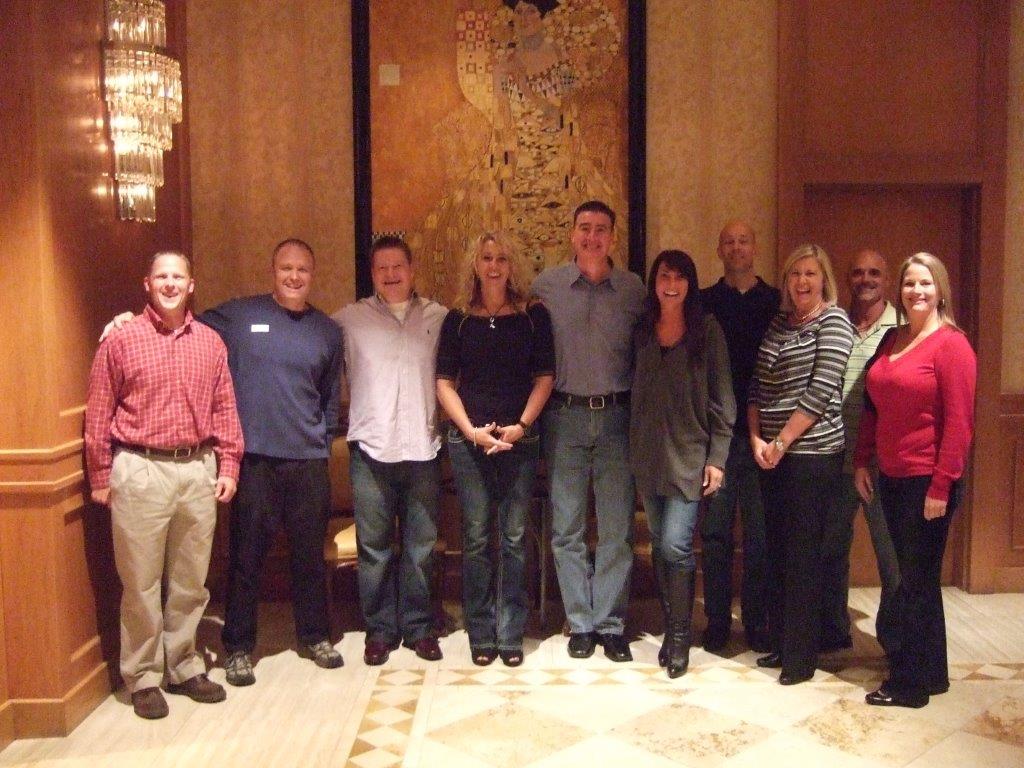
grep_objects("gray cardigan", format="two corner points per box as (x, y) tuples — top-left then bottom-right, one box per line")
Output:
(629, 316), (736, 501)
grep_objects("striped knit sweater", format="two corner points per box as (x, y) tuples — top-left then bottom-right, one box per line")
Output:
(748, 306), (855, 455)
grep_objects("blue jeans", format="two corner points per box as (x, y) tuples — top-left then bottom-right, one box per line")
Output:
(643, 494), (700, 571)
(820, 469), (901, 646)
(348, 443), (440, 644)
(447, 429), (539, 651)
(542, 401), (635, 635)
(700, 433), (767, 630)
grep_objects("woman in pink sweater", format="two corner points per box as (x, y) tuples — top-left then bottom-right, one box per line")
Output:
(853, 252), (976, 709)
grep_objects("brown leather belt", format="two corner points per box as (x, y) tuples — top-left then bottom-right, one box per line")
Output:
(116, 442), (208, 459)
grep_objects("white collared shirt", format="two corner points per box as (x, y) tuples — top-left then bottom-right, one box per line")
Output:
(332, 295), (448, 463)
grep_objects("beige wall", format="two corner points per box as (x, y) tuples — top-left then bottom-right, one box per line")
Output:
(1004, 1), (1023, 392)
(646, 0), (778, 287)
(187, 0), (355, 313)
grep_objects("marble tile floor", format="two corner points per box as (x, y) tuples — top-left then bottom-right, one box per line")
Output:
(2, 588), (1023, 767)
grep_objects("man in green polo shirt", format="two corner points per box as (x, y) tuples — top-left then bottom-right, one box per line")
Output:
(821, 248), (900, 652)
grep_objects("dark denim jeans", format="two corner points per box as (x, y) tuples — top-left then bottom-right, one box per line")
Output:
(448, 428), (539, 651)
(542, 401), (635, 635)
(348, 443), (440, 644)
(700, 433), (767, 631)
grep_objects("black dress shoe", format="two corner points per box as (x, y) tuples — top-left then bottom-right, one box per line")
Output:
(865, 688), (928, 708)
(567, 632), (596, 658)
(598, 633), (633, 662)
(364, 638), (400, 666)
(404, 636), (443, 661)
(779, 670), (814, 686)
(756, 652), (782, 668)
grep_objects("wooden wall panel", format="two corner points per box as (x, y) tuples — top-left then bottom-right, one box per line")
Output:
(803, 1), (981, 161)
(0, 0), (190, 740)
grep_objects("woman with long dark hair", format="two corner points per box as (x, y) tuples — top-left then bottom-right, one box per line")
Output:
(854, 252), (976, 708)
(630, 250), (735, 677)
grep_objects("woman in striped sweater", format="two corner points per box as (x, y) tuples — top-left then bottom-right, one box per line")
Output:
(748, 244), (855, 685)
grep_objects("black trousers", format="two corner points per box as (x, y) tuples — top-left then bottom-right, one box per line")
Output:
(878, 473), (957, 697)
(222, 454), (331, 653)
(761, 452), (844, 678)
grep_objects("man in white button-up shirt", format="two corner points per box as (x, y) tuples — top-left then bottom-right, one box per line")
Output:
(333, 236), (448, 666)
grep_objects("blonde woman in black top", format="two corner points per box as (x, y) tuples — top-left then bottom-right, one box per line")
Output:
(436, 233), (555, 667)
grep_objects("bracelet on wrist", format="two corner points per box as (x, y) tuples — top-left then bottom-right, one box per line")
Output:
(516, 420), (529, 432)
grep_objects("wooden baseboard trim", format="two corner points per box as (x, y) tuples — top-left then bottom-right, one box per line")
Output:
(11, 661), (110, 739)
(0, 700), (15, 752)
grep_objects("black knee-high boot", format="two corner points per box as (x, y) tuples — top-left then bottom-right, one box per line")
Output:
(652, 550), (670, 667)
(665, 566), (695, 678)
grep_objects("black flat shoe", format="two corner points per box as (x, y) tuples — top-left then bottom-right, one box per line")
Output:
(779, 670), (814, 686)
(865, 688), (928, 708)
(499, 649), (524, 667)
(756, 652), (782, 669)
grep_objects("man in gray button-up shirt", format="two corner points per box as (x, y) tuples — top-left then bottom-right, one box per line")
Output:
(333, 236), (448, 667)
(531, 200), (646, 662)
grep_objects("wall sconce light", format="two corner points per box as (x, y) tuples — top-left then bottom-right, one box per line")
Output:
(102, 0), (183, 222)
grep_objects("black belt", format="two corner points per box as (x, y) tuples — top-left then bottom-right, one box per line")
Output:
(116, 442), (208, 459)
(551, 390), (630, 409)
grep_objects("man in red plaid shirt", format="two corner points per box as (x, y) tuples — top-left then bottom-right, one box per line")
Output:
(85, 251), (244, 720)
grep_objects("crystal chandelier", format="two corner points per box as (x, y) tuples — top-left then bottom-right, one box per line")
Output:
(102, 0), (183, 222)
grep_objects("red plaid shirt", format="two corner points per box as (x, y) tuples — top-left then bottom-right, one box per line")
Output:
(85, 304), (244, 489)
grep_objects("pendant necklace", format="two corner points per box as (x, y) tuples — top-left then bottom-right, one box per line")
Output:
(484, 301), (508, 330)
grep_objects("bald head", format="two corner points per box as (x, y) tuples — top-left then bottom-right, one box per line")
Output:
(717, 220), (757, 283)
(848, 248), (889, 310)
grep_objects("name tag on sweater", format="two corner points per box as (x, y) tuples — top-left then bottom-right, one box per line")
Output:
(250, 324), (269, 333)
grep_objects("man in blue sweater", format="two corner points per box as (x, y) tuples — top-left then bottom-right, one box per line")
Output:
(210, 239), (344, 685)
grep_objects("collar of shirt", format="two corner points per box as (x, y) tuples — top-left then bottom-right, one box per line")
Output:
(858, 301), (898, 340)
(143, 303), (194, 337)
(569, 260), (621, 290)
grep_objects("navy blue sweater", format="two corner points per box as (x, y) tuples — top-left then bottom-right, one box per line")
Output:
(199, 294), (342, 460)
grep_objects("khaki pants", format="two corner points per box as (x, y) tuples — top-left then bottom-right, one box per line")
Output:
(109, 448), (217, 692)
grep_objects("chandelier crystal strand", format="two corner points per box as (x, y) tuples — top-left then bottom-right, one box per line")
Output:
(103, 0), (182, 222)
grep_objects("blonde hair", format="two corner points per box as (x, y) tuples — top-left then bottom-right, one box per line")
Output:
(896, 252), (961, 330)
(779, 243), (839, 313)
(454, 232), (532, 313)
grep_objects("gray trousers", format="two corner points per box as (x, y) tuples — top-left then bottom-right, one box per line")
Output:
(820, 469), (901, 645)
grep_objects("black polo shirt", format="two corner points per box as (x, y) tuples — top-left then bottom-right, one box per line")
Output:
(700, 277), (781, 431)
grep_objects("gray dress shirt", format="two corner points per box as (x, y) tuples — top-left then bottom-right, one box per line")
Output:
(333, 295), (448, 463)
(530, 262), (646, 395)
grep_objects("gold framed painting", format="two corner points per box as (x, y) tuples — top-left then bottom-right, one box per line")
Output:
(352, 0), (646, 303)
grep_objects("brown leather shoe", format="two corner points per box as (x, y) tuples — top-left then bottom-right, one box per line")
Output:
(404, 636), (442, 661)
(364, 638), (400, 666)
(165, 673), (226, 703)
(131, 687), (169, 719)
